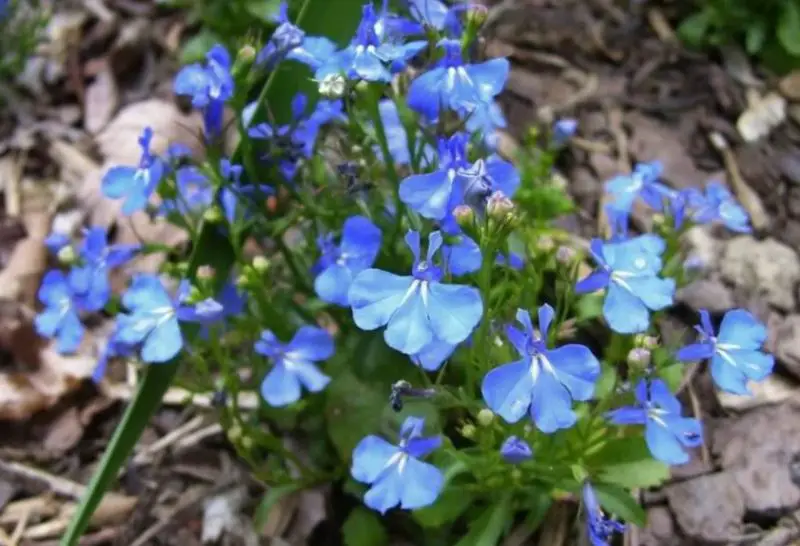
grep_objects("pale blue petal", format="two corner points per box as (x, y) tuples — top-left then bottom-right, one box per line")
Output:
(56, 311), (84, 354)
(662, 416), (703, 447)
(445, 236), (481, 275)
(399, 170), (454, 220)
(717, 309), (767, 349)
(604, 283), (650, 334)
(530, 370), (577, 433)
(341, 216), (382, 267)
(141, 316), (182, 363)
(726, 348), (774, 381)
(286, 325), (334, 361)
(481, 360), (533, 423)
(261, 364), (302, 407)
(35, 307), (63, 338)
(315, 264), (353, 306)
(625, 276), (675, 311)
(407, 67), (447, 119)
(364, 471), (402, 514)
(399, 458), (443, 510)
(290, 360), (331, 393)
(606, 406), (647, 425)
(648, 379), (681, 413)
(412, 338), (456, 371)
(710, 354), (749, 395)
(645, 420), (689, 465)
(426, 283), (483, 345)
(384, 290), (433, 355)
(349, 270), (414, 330)
(547, 344), (600, 401)
(467, 58), (509, 100)
(486, 157), (519, 198)
(101, 166), (138, 199)
(352, 435), (401, 483)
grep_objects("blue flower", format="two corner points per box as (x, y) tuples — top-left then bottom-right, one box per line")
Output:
(582, 482), (625, 546)
(115, 275), (223, 363)
(575, 235), (675, 334)
(313, 216), (382, 306)
(684, 181), (751, 233)
(407, 0), (460, 34)
(676, 309), (774, 395)
(92, 329), (135, 383)
(257, 2), (306, 69)
(407, 39), (508, 120)
(351, 416), (443, 514)
(173, 44), (233, 136)
(411, 338), (456, 371)
(217, 159), (273, 223)
(500, 436), (533, 464)
(70, 227), (139, 311)
(255, 326), (333, 407)
(605, 161), (674, 215)
(481, 305), (600, 432)
(349, 230), (483, 355)
(552, 118), (578, 147)
(441, 230), (481, 275)
(496, 251), (524, 270)
(35, 270), (84, 354)
(101, 127), (165, 214)
(160, 166), (213, 216)
(460, 154), (520, 211)
(465, 100), (507, 149)
(607, 379), (703, 465)
(45, 232), (71, 255)
(315, 4), (426, 83)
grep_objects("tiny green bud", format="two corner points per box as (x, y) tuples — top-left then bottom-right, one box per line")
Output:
(237, 45), (257, 64)
(241, 436), (254, 451)
(57, 245), (76, 265)
(627, 347), (652, 369)
(476, 408), (495, 427)
(555, 245), (576, 265)
(550, 171), (568, 191)
(652, 213), (666, 227)
(252, 255), (270, 273)
(453, 204), (474, 227)
(461, 424), (477, 439)
(203, 205), (223, 223)
(634, 334), (659, 349)
(466, 4), (488, 27)
(236, 271), (250, 288)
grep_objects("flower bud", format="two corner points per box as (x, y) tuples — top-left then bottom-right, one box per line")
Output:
(550, 171), (568, 191)
(237, 45), (257, 64)
(555, 245), (576, 265)
(252, 255), (270, 273)
(241, 436), (254, 451)
(634, 334), (659, 350)
(477, 408), (495, 426)
(500, 436), (532, 464)
(453, 204), (475, 228)
(486, 191), (516, 222)
(466, 4), (488, 27)
(197, 265), (216, 281)
(236, 272), (249, 288)
(460, 424), (476, 439)
(203, 205), (223, 223)
(627, 347), (651, 369)
(57, 245), (76, 265)
(652, 213), (666, 228)
(319, 73), (346, 99)
(536, 236), (555, 253)
(552, 118), (578, 147)
(227, 424), (243, 443)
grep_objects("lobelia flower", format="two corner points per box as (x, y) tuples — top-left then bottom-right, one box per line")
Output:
(115, 275), (224, 363)
(91, 329), (135, 383)
(313, 216), (382, 306)
(351, 416), (443, 514)
(605, 161), (674, 215)
(676, 309), (773, 395)
(552, 118), (578, 147)
(256, 2), (306, 69)
(35, 270), (84, 354)
(407, 0), (462, 35)
(198, 281), (246, 340)
(440, 227), (481, 275)
(410, 338), (457, 371)
(315, 3), (426, 83)
(481, 305), (600, 432)
(459, 154), (520, 212)
(465, 100), (507, 149)
(159, 166), (213, 217)
(69, 227), (140, 311)
(407, 39), (508, 121)
(101, 127), (165, 215)
(582, 482), (625, 546)
(217, 159), (274, 224)
(500, 436), (533, 464)
(45, 232), (71, 255)
(254, 326), (333, 407)
(606, 379), (703, 465)
(575, 235), (675, 334)
(683, 181), (751, 233)
(349, 230), (483, 355)
(173, 44), (234, 137)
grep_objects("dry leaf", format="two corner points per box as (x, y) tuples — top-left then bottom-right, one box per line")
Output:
(0, 210), (52, 306)
(84, 61), (119, 134)
(779, 70), (800, 101)
(43, 407), (85, 454)
(737, 92), (787, 143)
(0, 310), (96, 421)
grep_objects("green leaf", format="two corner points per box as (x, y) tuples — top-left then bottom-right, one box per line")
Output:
(246, 0), (282, 22)
(592, 364), (617, 400)
(592, 482), (647, 527)
(677, 10), (712, 47)
(454, 495), (513, 546)
(779, 2), (800, 56)
(656, 362), (684, 392)
(343, 507), (389, 546)
(746, 21), (767, 54)
(325, 370), (387, 460)
(180, 29), (222, 64)
(522, 489), (552, 531)
(254, 483), (303, 531)
(591, 437), (670, 489)
(414, 488), (474, 528)
(576, 293), (604, 322)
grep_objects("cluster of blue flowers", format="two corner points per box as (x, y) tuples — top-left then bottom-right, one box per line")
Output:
(34, 0), (779, 543)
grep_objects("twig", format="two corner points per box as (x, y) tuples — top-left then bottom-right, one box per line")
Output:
(101, 383), (261, 411)
(8, 502), (31, 546)
(687, 381), (712, 465)
(33, 526), (123, 546)
(128, 485), (214, 546)
(131, 415), (207, 466)
(0, 460), (86, 499)
(176, 424), (223, 450)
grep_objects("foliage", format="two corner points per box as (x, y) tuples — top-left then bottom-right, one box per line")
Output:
(0, 0), (47, 83)
(56, 0), (775, 544)
(678, 0), (800, 73)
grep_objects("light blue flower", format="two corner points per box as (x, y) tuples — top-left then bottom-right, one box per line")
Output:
(685, 181), (751, 233)
(582, 482), (625, 546)
(676, 309), (774, 395)
(605, 161), (674, 215)
(256, 2), (306, 69)
(34, 270), (84, 354)
(101, 127), (165, 215)
(500, 436), (533, 464)
(173, 44), (233, 136)
(349, 230), (483, 355)
(313, 216), (382, 307)
(255, 326), (333, 407)
(411, 338), (456, 371)
(351, 416), (443, 514)
(575, 235), (675, 334)
(481, 305), (600, 432)
(607, 379), (703, 465)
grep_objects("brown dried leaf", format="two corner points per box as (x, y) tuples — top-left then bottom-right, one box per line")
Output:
(43, 407), (85, 454)
(0, 210), (52, 306)
(84, 61), (119, 134)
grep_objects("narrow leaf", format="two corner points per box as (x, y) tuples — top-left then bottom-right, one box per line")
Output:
(454, 494), (513, 546)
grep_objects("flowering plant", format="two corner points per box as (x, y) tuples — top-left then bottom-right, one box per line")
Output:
(54, 1), (774, 544)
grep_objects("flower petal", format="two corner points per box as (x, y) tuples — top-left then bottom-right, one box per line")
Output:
(286, 326), (334, 362)
(481, 359), (533, 424)
(385, 289), (433, 355)
(141, 316), (182, 363)
(717, 309), (767, 349)
(349, 270), (415, 330)
(604, 282), (651, 334)
(260, 364), (302, 407)
(530, 370), (577, 433)
(645, 419), (689, 465)
(399, 458), (443, 510)
(426, 283), (482, 345)
(399, 170), (455, 220)
(352, 435), (401, 483)
(315, 264), (354, 306)
(546, 344), (600, 401)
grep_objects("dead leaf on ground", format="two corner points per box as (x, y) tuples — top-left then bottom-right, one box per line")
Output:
(0, 210), (53, 307)
(42, 407), (85, 454)
(0, 309), (96, 421)
(84, 60), (119, 134)
(737, 92), (787, 143)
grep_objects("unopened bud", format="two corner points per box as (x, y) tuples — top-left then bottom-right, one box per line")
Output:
(550, 171), (568, 191)
(196, 265), (215, 281)
(186, 285), (203, 304)
(237, 45), (257, 64)
(486, 191), (515, 221)
(461, 424), (476, 439)
(252, 255), (270, 273)
(227, 424), (242, 443)
(236, 272), (249, 288)
(453, 204), (475, 227)
(241, 436), (254, 451)
(652, 213), (666, 228)
(477, 408), (495, 426)
(634, 334), (659, 350)
(627, 347), (651, 369)
(57, 245), (76, 265)
(319, 73), (346, 99)
(555, 245), (576, 264)
(203, 205), (223, 223)
(466, 4), (488, 27)
(536, 236), (555, 253)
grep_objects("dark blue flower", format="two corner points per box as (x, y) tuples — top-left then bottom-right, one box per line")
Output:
(351, 416), (443, 514)
(173, 44), (233, 136)
(313, 216), (382, 306)
(255, 326), (333, 406)
(605, 161), (674, 215)
(101, 127), (165, 214)
(349, 230), (483, 355)
(607, 379), (703, 465)
(315, 4), (426, 83)
(35, 270), (84, 354)
(582, 482), (625, 546)
(407, 39), (508, 120)
(495, 251), (524, 270)
(481, 305), (600, 432)
(500, 436), (533, 464)
(684, 181), (751, 233)
(69, 227), (139, 311)
(115, 275), (223, 363)
(575, 235), (675, 334)
(676, 309), (774, 395)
